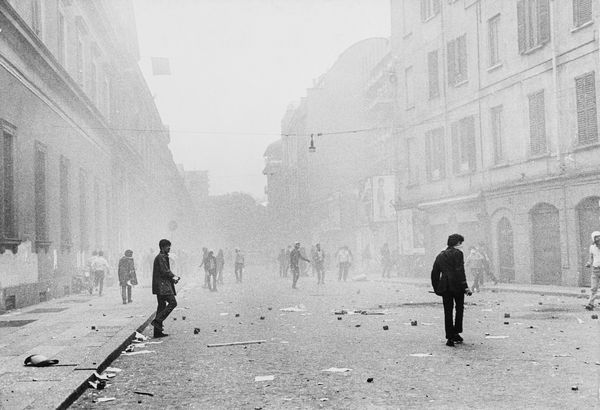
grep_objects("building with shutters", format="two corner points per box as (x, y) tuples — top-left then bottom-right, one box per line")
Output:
(0, 0), (199, 310)
(390, 0), (600, 286)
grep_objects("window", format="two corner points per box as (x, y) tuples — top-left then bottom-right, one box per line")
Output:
(406, 138), (419, 184)
(573, 0), (593, 28)
(528, 90), (547, 155)
(575, 72), (598, 145)
(488, 15), (501, 66)
(447, 34), (467, 86)
(57, 9), (66, 65)
(451, 116), (476, 174)
(490, 105), (504, 164)
(425, 127), (445, 181)
(34, 142), (49, 250)
(517, 0), (550, 54)
(31, 0), (42, 37)
(421, 0), (440, 22)
(405, 66), (414, 109)
(428, 50), (439, 99)
(1, 125), (17, 242)
(79, 168), (88, 251)
(60, 156), (71, 251)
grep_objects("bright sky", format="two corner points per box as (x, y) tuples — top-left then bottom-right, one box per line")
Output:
(134, 0), (390, 198)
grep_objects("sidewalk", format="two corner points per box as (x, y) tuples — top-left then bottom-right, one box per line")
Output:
(0, 283), (161, 410)
(375, 276), (589, 299)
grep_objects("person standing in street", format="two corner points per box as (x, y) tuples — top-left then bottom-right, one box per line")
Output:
(585, 231), (600, 310)
(234, 248), (245, 283)
(151, 239), (180, 338)
(431, 233), (472, 347)
(118, 249), (138, 304)
(465, 246), (485, 292)
(216, 249), (225, 285)
(206, 250), (218, 291)
(290, 242), (310, 289)
(314, 243), (326, 284)
(336, 246), (353, 282)
(92, 251), (110, 296)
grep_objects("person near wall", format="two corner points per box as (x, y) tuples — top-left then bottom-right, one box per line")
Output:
(118, 249), (138, 304)
(336, 246), (353, 282)
(151, 239), (180, 338)
(585, 231), (600, 311)
(431, 233), (472, 347)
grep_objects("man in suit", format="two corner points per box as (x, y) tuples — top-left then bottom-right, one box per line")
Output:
(431, 233), (472, 347)
(151, 239), (180, 338)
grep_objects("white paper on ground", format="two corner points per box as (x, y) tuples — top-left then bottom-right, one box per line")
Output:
(485, 335), (509, 339)
(121, 350), (156, 356)
(409, 353), (433, 357)
(105, 367), (122, 373)
(95, 397), (116, 403)
(254, 375), (275, 382)
(322, 367), (352, 372)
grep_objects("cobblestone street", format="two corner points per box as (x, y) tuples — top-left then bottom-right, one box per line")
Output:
(73, 268), (599, 409)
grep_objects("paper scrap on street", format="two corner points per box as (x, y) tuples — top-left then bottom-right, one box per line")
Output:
(280, 305), (306, 312)
(409, 353), (433, 357)
(485, 335), (509, 339)
(105, 367), (122, 373)
(207, 340), (266, 348)
(134, 331), (148, 341)
(553, 354), (572, 357)
(95, 397), (116, 403)
(121, 350), (156, 356)
(322, 367), (352, 372)
(254, 375), (275, 382)
(220, 312), (229, 316)
(576, 317), (584, 324)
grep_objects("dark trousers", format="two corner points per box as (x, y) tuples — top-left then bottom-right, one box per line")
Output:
(442, 292), (464, 340)
(93, 271), (105, 296)
(121, 284), (132, 302)
(208, 271), (217, 291)
(235, 263), (244, 282)
(155, 294), (177, 327)
(316, 263), (325, 284)
(291, 266), (300, 288)
(338, 262), (350, 281)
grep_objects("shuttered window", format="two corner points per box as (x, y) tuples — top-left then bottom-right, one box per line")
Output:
(428, 50), (439, 99)
(451, 116), (476, 174)
(1, 129), (17, 240)
(421, 0), (441, 21)
(490, 106), (504, 164)
(60, 156), (72, 251)
(447, 34), (467, 86)
(517, 0), (550, 54)
(573, 0), (592, 27)
(426, 127), (445, 181)
(576, 72), (598, 145)
(488, 15), (500, 66)
(528, 90), (547, 156)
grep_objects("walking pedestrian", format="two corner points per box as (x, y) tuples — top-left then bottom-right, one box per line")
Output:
(216, 249), (225, 284)
(151, 239), (180, 338)
(206, 250), (218, 291)
(290, 242), (310, 289)
(314, 243), (326, 284)
(431, 233), (472, 347)
(336, 246), (353, 282)
(380, 243), (392, 278)
(585, 231), (600, 310)
(465, 246), (485, 292)
(234, 248), (245, 283)
(118, 249), (138, 304)
(91, 251), (110, 296)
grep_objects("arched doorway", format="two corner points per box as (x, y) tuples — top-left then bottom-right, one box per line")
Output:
(576, 197), (600, 286)
(530, 203), (562, 285)
(497, 217), (515, 282)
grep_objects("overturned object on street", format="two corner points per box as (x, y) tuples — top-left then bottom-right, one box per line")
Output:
(207, 339), (267, 348)
(24, 354), (59, 367)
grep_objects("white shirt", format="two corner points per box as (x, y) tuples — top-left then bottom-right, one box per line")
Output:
(590, 244), (600, 267)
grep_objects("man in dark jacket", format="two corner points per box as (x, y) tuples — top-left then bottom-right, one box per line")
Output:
(118, 249), (137, 304)
(151, 239), (180, 338)
(431, 233), (472, 347)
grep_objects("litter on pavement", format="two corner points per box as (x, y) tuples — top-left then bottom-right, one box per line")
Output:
(134, 391), (155, 396)
(105, 367), (122, 373)
(220, 313), (229, 316)
(207, 340), (266, 348)
(409, 353), (433, 357)
(322, 367), (352, 372)
(94, 397), (116, 403)
(254, 375), (275, 382)
(134, 331), (148, 341)
(485, 335), (509, 339)
(24, 354), (59, 367)
(280, 305), (306, 312)
(121, 350), (156, 356)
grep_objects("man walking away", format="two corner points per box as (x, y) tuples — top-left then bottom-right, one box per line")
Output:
(585, 231), (600, 310)
(206, 250), (218, 291)
(314, 243), (326, 284)
(216, 249), (225, 284)
(92, 251), (110, 296)
(151, 239), (180, 338)
(337, 246), (352, 282)
(431, 234), (472, 347)
(234, 248), (245, 283)
(118, 249), (138, 304)
(290, 242), (310, 289)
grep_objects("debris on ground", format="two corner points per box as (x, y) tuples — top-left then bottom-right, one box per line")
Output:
(320, 398), (329, 402)
(121, 350), (156, 356)
(410, 320), (418, 326)
(367, 377), (374, 383)
(576, 317), (584, 324)
(322, 367), (352, 372)
(337, 317), (342, 321)
(194, 328), (200, 334)
(280, 305), (306, 312)
(409, 353), (433, 357)
(260, 316), (265, 320)
(207, 340), (266, 348)
(553, 354), (572, 357)
(383, 325), (389, 330)
(504, 313), (510, 318)
(94, 397), (115, 403)
(591, 314), (598, 319)
(485, 335), (509, 339)
(105, 367), (122, 373)
(88, 379), (107, 390)
(24, 354), (59, 367)
(134, 331), (148, 342)
(254, 375), (275, 382)
(220, 313), (229, 316)
(571, 386), (578, 391)
(134, 391), (155, 396)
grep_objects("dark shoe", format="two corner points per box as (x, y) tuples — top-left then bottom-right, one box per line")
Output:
(452, 334), (464, 343)
(122, 301), (127, 305)
(446, 339), (455, 347)
(128, 299), (133, 303)
(153, 331), (169, 338)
